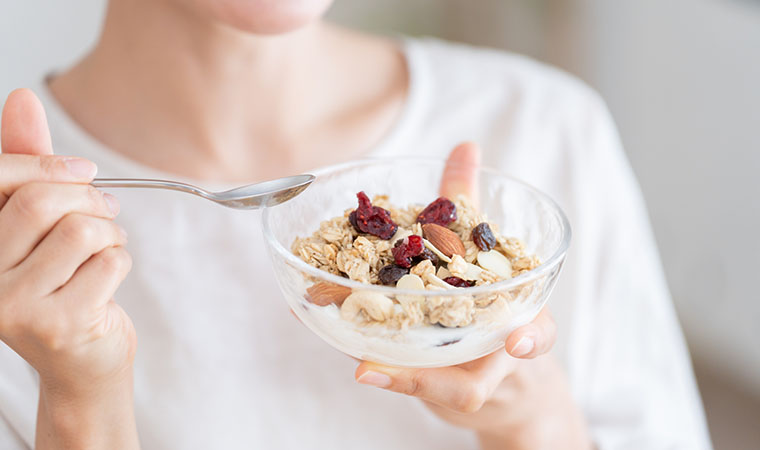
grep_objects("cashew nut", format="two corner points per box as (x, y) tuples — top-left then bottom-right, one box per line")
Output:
(340, 291), (395, 322)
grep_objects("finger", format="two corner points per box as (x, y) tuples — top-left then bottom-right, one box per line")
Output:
(54, 246), (133, 310)
(0, 154), (98, 210)
(355, 351), (511, 413)
(439, 142), (481, 201)
(16, 214), (128, 296)
(0, 183), (119, 272)
(504, 307), (557, 359)
(1, 88), (53, 155)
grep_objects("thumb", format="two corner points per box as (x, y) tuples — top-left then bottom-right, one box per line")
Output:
(1, 88), (54, 155)
(439, 142), (481, 201)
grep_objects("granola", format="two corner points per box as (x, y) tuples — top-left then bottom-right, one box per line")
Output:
(292, 192), (540, 329)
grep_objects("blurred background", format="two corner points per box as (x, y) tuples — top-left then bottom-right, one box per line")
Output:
(1, 0), (758, 448)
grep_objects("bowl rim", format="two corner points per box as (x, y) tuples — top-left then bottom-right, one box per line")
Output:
(261, 157), (572, 297)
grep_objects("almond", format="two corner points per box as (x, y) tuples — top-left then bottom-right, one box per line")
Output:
(396, 274), (425, 290)
(423, 239), (452, 263)
(425, 273), (455, 289)
(477, 250), (513, 278)
(395, 274), (425, 305)
(422, 223), (466, 258)
(306, 282), (352, 306)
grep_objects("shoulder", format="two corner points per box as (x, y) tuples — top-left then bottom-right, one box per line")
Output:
(402, 37), (619, 169)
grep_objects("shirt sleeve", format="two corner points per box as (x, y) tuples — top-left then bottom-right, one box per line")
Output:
(567, 95), (712, 449)
(0, 413), (30, 450)
(0, 342), (37, 449)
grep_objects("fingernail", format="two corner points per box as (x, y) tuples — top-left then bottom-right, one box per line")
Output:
(510, 336), (534, 357)
(356, 371), (392, 388)
(63, 158), (98, 179)
(103, 193), (120, 215)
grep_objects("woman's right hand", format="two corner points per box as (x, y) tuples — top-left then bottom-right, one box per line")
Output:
(0, 89), (139, 449)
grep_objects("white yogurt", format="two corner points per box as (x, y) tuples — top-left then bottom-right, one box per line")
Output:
(294, 298), (539, 367)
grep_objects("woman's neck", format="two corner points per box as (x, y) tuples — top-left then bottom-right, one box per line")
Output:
(50, 0), (407, 181)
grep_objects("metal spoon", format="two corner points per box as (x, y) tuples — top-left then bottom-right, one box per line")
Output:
(91, 174), (315, 210)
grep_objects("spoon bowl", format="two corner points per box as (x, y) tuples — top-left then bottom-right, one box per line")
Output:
(92, 174), (315, 210)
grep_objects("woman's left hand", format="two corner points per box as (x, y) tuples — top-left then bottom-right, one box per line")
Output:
(355, 307), (556, 413)
(355, 309), (591, 449)
(354, 143), (592, 450)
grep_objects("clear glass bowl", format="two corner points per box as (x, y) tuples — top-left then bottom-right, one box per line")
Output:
(262, 158), (571, 367)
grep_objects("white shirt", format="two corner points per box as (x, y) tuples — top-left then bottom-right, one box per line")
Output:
(0, 38), (711, 449)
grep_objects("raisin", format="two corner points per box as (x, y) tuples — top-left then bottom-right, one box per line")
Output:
(417, 197), (457, 226)
(391, 235), (424, 268)
(443, 276), (474, 288)
(471, 222), (497, 251)
(414, 247), (440, 266)
(378, 265), (410, 285)
(437, 338), (462, 347)
(349, 191), (398, 240)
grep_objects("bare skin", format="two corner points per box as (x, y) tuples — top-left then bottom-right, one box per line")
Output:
(50, 1), (409, 182)
(0, 89), (138, 449)
(0, 0), (592, 448)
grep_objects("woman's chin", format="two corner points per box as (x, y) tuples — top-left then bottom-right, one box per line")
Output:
(213, 0), (333, 35)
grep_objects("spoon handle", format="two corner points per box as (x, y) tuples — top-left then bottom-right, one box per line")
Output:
(92, 178), (208, 198)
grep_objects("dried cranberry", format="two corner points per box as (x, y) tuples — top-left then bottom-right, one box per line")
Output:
(443, 276), (474, 288)
(349, 192), (398, 240)
(414, 247), (440, 266)
(378, 265), (410, 285)
(348, 211), (358, 229)
(391, 235), (424, 268)
(472, 222), (497, 251)
(437, 338), (462, 347)
(417, 197), (457, 226)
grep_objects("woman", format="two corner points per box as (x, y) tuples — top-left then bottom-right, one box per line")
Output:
(0, 0), (710, 448)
